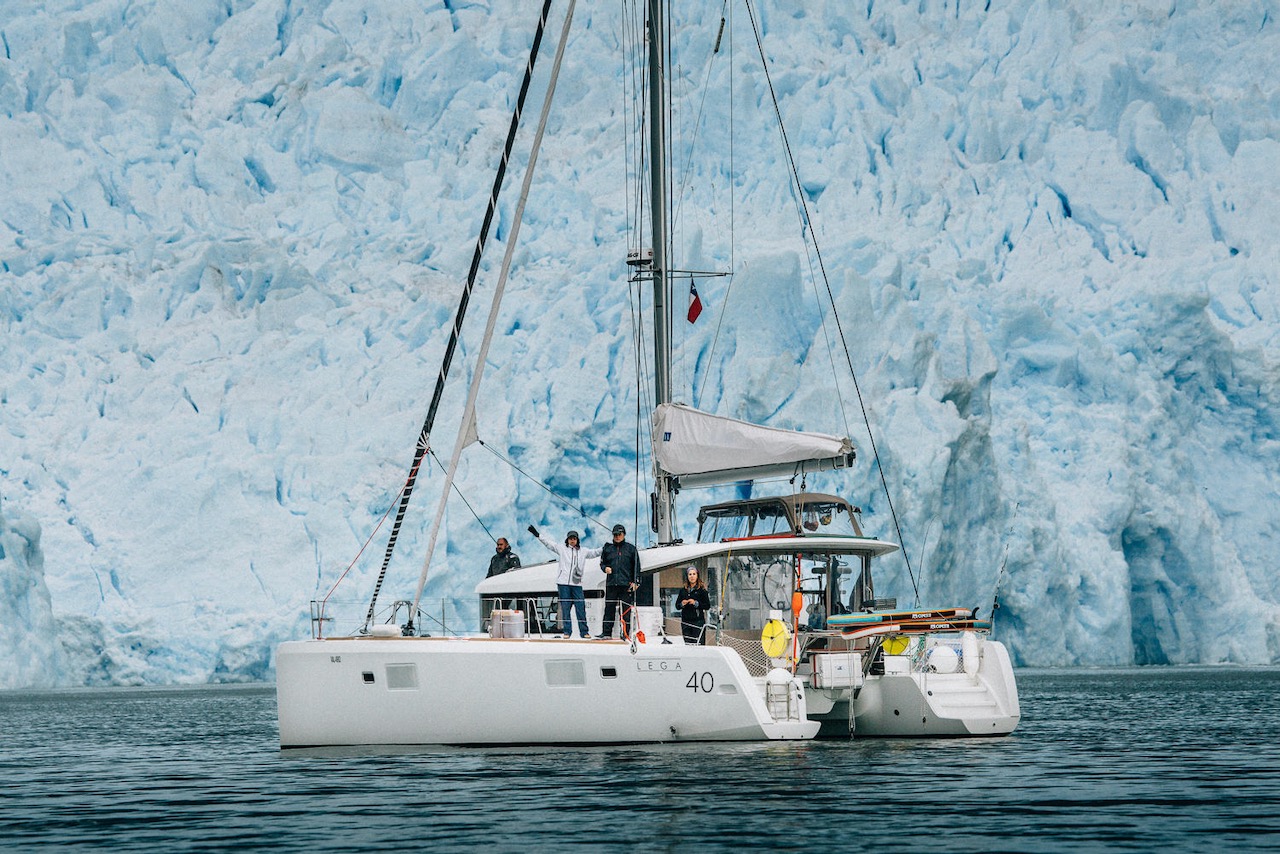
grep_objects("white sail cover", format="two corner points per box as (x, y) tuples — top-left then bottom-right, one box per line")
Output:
(652, 403), (854, 478)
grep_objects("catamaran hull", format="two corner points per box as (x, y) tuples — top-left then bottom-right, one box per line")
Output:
(849, 676), (1019, 737)
(809, 638), (1020, 737)
(276, 637), (819, 747)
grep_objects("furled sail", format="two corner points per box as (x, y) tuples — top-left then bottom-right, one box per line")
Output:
(652, 403), (855, 489)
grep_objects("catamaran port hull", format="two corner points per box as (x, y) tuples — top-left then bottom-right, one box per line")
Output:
(276, 636), (819, 747)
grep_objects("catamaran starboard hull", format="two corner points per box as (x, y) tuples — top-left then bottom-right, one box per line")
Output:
(848, 638), (1020, 737)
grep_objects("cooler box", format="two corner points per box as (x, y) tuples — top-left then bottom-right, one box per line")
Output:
(812, 651), (862, 688)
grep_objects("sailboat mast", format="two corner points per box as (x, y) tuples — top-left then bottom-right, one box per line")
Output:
(647, 0), (676, 543)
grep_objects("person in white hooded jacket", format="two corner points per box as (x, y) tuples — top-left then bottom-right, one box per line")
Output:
(528, 525), (602, 638)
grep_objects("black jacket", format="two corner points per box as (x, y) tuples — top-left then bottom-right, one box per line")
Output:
(677, 585), (711, 625)
(486, 550), (521, 578)
(600, 540), (641, 588)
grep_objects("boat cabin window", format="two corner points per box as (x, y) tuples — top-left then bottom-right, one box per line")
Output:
(697, 508), (792, 541)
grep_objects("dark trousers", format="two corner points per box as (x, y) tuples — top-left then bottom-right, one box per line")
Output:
(681, 619), (706, 645)
(600, 586), (634, 639)
(556, 583), (587, 637)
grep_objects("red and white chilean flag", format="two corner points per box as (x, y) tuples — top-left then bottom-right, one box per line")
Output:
(687, 280), (703, 323)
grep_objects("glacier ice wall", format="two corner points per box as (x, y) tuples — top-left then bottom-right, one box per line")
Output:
(0, 498), (66, 688)
(1, 0), (1278, 685)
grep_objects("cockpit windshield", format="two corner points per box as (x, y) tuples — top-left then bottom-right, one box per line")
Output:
(695, 494), (861, 542)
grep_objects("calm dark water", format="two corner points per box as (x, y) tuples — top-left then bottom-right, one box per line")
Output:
(3, 668), (1278, 851)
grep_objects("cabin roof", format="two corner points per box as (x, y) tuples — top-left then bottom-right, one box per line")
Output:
(475, 533), (898, 595)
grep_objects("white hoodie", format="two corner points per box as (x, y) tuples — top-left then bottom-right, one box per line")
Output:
(536, 533), (603, 586)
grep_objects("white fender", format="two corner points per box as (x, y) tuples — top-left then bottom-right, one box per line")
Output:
(962, 631), (980, 677)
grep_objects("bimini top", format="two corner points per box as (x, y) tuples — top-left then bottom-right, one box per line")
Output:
(696, 492), (863, 541)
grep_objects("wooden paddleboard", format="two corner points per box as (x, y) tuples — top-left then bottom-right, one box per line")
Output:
(828, 607), (972, 628)
(839, 618), (991, 639)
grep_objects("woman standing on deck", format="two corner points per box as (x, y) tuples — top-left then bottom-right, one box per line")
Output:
(676, 567), (711, 644)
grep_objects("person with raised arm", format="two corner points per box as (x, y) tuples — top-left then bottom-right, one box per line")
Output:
(529, 525), (601, 639)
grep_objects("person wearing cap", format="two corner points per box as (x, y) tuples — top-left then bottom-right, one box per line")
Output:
(528, 524), (602, 639)
(597, 523), (641, 640)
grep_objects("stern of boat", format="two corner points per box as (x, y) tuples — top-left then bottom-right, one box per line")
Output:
(849, 632), (1020, 737)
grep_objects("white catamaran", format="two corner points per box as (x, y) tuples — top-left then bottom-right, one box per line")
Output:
(276, 1), (1019, 747)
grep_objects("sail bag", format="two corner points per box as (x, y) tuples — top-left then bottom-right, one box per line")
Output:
(652, 403), (854, 486)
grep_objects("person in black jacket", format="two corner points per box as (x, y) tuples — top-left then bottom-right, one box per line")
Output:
(597, 524), (640, 639)
(486, 537), (521, 577)
(486, 537), (522, 611)
(676, 566), (711, 644)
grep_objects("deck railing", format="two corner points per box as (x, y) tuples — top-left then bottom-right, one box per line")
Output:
(309, 598), (475, 639)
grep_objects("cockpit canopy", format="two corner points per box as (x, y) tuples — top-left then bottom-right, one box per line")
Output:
(695, 493), (863, 543)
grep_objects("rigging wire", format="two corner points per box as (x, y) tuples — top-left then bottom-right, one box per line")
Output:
(406, 1), (585, 622)
(407, 0), (578, 620)
(669, 10), (678, 351)
(670, 4), (730, 403)
(621, 4), (634, 260)
(476, 439), (611, 534)
(629, 276), (650, 539)
(670, 6), (729, 242)
(742, 0), (919, 600)
(797, 207), (854, 439)
(320, 474), (411, 610)
(363, 0), (557, 628)
(624, 0), (664, 542)
(989, 502), (1019, 628)
(426, 449), (495, 544)
(622, 0), (645, 263)
(695, 3), (734, 412)
(621, 0), (643, 538)
(622, 1), (643, 539)
(728, 0), (735, 286)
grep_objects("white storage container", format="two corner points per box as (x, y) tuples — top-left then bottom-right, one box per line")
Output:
(883, 654), (911, 675)
(812, 651), (862, 688)
(488, 609), (509, 637)
(499, 610), (526, 639)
